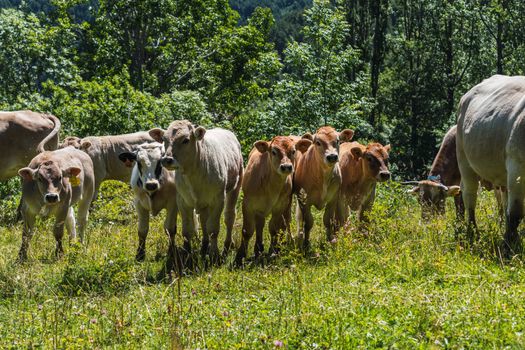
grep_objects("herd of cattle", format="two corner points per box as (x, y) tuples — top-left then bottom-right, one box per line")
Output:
(1, 74), (525, 269)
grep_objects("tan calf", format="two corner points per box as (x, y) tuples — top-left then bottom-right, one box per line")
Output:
(17, 147), (94, 260)
(235, 136), (312, 264)
(338, 142), (391, 222)
(293, 126), (354, 249)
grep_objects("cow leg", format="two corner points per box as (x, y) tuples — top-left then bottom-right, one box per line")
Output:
(53, 210), (69, 258)
(206, 201), (224, 265)
(164, 204), (179, 274)
(77, 195), (91, 244)
(65, 207), (77, 242)
(269, 208), (287, 255)
(454, 194), (465, 221)
(302, 205), (314, 251)
(136, 205), (149, 261)
(323, 200), (338, 242)
(178, 202), (196, 270)
(235, 203), (254, 266)
(18, 207), (37, 261)
(199, 207), (210, 259)
(503, 166), (525, 257)
(254, 213), (266, 259)
(223, 181), (241, 256)
(459, 165), (479, 243)
(358, 187), (375, 223)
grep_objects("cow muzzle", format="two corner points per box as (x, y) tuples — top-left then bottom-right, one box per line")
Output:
(325, 153), (338, 164)
(378, 171), (391, 182)
(161, 156), (179, 170)
(44, 193), (60, 203)
(279, 163), (293, 174)
(144, 181), (159, 192)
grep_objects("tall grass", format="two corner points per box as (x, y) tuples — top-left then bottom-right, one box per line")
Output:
(0, 181), (524, 348)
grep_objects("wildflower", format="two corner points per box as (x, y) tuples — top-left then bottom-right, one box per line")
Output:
(192, 289), (197, 296)
(37, 304), (43, 311)
(90, 318), (97, 324)
(274, 340), (283, 347)
(330, 237), (337, 244)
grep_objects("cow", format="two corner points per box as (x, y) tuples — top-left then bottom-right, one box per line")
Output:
(149, 120), (243, 266)
(235, 136), (312, 265)
(293, 126), (354, 250)
(0, 110), (61, 181)
(456, 74), (525, 256)
(59, 132), (155, 202)
(405, 126), (462, 218)
(17, 147), (94, 260)
(118, 143), (178, 262)
(337, 141), (391, 222)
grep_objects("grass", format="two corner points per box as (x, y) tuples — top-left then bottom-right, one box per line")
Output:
(0, 181), (524, 349)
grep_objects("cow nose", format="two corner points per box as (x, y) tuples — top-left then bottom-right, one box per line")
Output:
(326, 154), (338, 163)
(145, 182), (159, 191)
(161, 157), (174, 167)
(280, 163), (293, 173)
(45, 193), (59, 203)
(379, 171), (391, 181)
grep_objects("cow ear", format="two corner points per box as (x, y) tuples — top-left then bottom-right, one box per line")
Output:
(149, 128), (165, 142)
(194, 126), (206, 140)
(295, 139), (312, 153)
(338, 129), (354, 143)
(407, 186), (420, 195)
(18, 167), (36, 181)
(254, 141), (269, 153)
(446, 185), (461, 197)
(383, 144), (391, 153)
(351, 146), (363, 159)
(118, 152), (137, 167)
(301, 133), (314, 141)
(80, 140), (91, 151)
(63, 167), (81, 178)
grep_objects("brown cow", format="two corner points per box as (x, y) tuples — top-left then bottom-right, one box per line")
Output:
(0, 110), (60, 181)
(59, 132), (154, 202)
(293, 126), (354, 249)
(338, 141), (391, 222)
(235, 136), (312, 264)
(403, 125), (462, 218)
(17, 147), (94, 260)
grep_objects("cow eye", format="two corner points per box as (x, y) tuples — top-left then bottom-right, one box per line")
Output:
(316, 141), (321, 146)
(182, 138), (190, 144)
(271, 149), (278, 156)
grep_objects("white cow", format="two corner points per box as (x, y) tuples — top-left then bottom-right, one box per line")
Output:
(119, 143), (177, 262)
(150, 120), (243, 267)
(457, 74), (525, 255)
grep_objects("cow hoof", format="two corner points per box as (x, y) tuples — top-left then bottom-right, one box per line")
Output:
(135, 250), (146, 262)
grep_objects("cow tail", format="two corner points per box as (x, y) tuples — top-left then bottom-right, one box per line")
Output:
(37, 114), (61, 152)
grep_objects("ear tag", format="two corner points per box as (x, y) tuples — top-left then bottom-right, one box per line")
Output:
(70, 176), (81, 187)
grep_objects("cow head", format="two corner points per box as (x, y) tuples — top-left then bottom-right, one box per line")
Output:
(150, 120), (205, 171)
(351, 143), (391, 182)
(19, 161), (81, 204)
(119, 143), (165, 193)
(405, 179), (460, 216)
(312, 126), (354, 166)
(254, 136), (311, 176)
(59, 136), (82, 149)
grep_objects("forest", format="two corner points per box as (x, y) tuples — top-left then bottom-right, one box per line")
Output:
(2, 0), (524, 179)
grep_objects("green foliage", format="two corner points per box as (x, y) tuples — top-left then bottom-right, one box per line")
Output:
(259, 0), (373, 136)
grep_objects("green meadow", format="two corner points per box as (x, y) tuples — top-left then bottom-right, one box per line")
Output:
(1, 181), (524, 349)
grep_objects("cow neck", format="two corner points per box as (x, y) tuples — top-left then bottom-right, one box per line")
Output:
(179, 142), (202, 177)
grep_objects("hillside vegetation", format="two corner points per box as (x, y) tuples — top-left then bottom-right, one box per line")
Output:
(0, 183), (523, 348)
